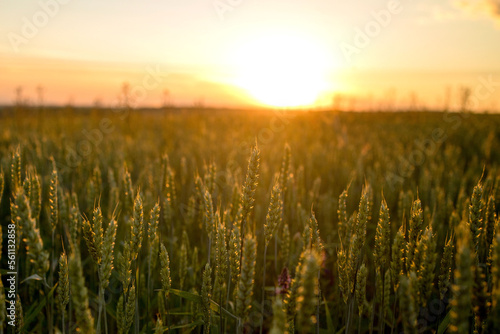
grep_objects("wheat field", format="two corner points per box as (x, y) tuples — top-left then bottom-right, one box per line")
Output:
(0, 107), (499, 333)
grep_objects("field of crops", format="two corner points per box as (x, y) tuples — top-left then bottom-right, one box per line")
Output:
(0, 107), (499, 333)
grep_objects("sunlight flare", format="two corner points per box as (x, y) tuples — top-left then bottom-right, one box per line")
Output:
(231, 33), (331, 108)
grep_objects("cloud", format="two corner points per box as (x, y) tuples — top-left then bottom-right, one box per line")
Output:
(454, 0), (500, 23)
(414, 4), (465, 25)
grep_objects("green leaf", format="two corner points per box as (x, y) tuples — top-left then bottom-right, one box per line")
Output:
(336, 326), (346, 334)
(24, 283), (57, 330)
(209, 299), (239, 321)
(155, 320), (204, 333)
(169, 288), (202, 303)
(323, 296), (334, 333)
(437, 310), (451, 334)
(20, 274), (44, 284)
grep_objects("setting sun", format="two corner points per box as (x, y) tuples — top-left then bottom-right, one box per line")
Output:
(231, 33), (331, 108)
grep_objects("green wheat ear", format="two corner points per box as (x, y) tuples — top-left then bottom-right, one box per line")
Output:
(117, 283), (136, 334)
(439, 234), (454, 300)
(286, 250), (306, 328)
(391, 225), (406, 292)
(159, 242), (172, 293)
(163, 158), (177, 223)
(23, 167), (41, 221)
(468, 181), (483, 254)
(49, 157), (59, 231)
(296, 250), (321, 333)
(281, 223), (290, 267)
(374, 198), (391, 271)
(407, 198), (424, 267)
(57, 252), (70, 311)
(269, 297), (286, 334)
(241, 143), (260, 219)
(10, 146), (21, 191)
(236, 235), (257, 322)
(491, 231), (500, 329)
(204, 189), (215, 239)
(337, 247), (349, 303)
(264, 180), (282, 247)
(355, 262), (367, 316)
(100, 218), (117, 289)
(148, 203), (160, 243)
(14, 188), (49, 277)
(69, 251), (95, 333)
(399, 273), (418, 334)
(69, 193), (81, 252)
(450, 219), (473, 334)
(201, 263), (213, 334)
(155, 316), (164, 334)
(149, 203), (161, 270)
(412, 226), (437, 307)
(279, 143), (291, 194)
(82, 207), (103, 266)
(337, 188), (349, 244)
(383, 269), (391, 319)
(130, 191), (144, 262)
(122, 164), (134, 219)
(484, 195), (496, 263)
(215, 212), (228, 287)
(308, 210), (323, 253)
(229, 226), (241, 286)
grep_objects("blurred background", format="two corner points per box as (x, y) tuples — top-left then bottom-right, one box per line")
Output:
(1, 0), (500, 110)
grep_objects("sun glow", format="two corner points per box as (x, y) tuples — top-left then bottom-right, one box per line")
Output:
(231, 33), (331, 108)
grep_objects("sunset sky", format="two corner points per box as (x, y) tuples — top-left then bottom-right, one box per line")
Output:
(1, 0), (500, 109)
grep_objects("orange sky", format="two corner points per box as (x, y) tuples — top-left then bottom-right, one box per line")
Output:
(1, 0), (500, 110)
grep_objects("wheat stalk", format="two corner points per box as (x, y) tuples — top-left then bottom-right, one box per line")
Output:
(236, 235), (256, 329)
(269, 297), (286, 334)
(399, 273), (418, 334)
(337, 188), (349, 244)
(122, 164), (134, 220)
(14, 189), (49, 277)
(57, 252), (70, 334)
(214, 211), (228, 331)
(407, 198), (423, 268)
(69, 251), (95, 333)
(10, 146), (21, 191)
(390, 225), (406, 293)
(411, 226), (436, 307)
(296, 250), (321, 333)
(159, 242), (172, 293)
(204, 189), (215, 263)
(260, 180), (282, 334)
(490, 230), (500, 329)
(117, 283), (136, 334)
(450, 220), (473, 334)
(202, 263), (213, 334)
(240, 143), (260, 237)
(68, 193), (81, 252)
(438, 234), (454, 300)
(468, 182), (484, 256)
(375, 198), (391, 272)
(355, 262), (367, 320)
(281, 223), (290, 268)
